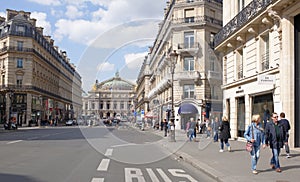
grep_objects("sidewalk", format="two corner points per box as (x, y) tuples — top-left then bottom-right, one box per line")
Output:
(149, 128), (300, 182)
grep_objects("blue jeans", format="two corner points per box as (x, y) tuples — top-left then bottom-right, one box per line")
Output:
(250, 145), (261, 171)
(189, 129), (195, 141)
(271, 147), (281, 169)
(220, 139), (230, 149)
(213, 131), (218, 141)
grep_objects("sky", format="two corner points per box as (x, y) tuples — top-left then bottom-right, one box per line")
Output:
(0, 0), (166, 92)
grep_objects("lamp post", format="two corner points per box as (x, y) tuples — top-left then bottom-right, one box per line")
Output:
(7, 90), (14, 129)
(168, 50), (178, 142)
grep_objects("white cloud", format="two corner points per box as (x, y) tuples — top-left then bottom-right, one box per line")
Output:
(0, 11), (5, 18)
(28, 0), (61, 6)
(31, 12), (52, 35)
(124, 52), (147, 69)
(97, 62), (115, 72)
(65, 5), (84, 19)
(53, 0), (165, 48)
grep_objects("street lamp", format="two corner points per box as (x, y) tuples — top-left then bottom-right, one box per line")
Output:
(168, 50), (178, 142)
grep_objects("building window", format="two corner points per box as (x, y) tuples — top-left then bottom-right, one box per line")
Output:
(16, 25), (25, 33)
(100, 102), (103, 109)
(238, 0), (245, 12)
(184, 9), (195, 23)
(16, 75), (23, 87)
(107, 102), (110, 110)
(184, 31), (195, 48)
(17, 41), (23, 51)
(17, 58), (23, 68)
(2, 75), (5, 85)
(92, 103), (95, 110)
(184, 57), (194, 71)
(121, 102), (124, 109)
(236, 49), (243, 79)
(210, 33), (216, 48)
(183, 84), (194, 99)
(261, 34), (270, 71)
(114, 103), (117, 110)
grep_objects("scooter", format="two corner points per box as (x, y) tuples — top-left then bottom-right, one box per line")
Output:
(4, 122), (17, 130)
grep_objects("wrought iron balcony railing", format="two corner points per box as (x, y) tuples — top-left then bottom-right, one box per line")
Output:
(173, 15), (222, 27)
(214, 0), (278, 47)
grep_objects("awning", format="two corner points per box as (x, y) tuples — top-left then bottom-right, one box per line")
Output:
(178, 103), (198, 114)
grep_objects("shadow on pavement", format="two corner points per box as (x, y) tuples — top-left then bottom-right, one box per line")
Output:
(0, 173), (44, 182)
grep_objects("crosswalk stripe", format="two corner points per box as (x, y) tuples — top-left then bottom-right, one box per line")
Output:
(97, 159), (110, 171)
(105, 149), (113, 156)
(91, 178), (104, 182)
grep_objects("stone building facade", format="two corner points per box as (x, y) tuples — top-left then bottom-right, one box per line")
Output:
(214, 0), (300, 148)
(82, 72), (136, 120)
(136, 0), (223, 129)
(0, 9), (82, 126)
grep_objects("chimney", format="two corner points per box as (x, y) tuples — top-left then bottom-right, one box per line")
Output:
(0, 16), (5, 24)
(29, 18), (36, 27)
(36, 27), (44, 35)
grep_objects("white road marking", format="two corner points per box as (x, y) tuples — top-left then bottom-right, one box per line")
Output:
(91, 178), (104, 182)
(169, 169), (198, 182)
(97, 159), (110, 171)
(146, 168), (159, 182)
(7, 140), (23, 144)
(125, 168), (146, 182)
(105, 149), (113, 156)
(156, 168), (172, 182)
(111, 143), (137, 148)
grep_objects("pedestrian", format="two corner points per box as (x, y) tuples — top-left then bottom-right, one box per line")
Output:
(219, 116), (231, 152)
(265, 112), (287, 173)
(279, 112), (291, 158)
(263, 104), (270, 129)
(244, 114), (266, 174)
(163, 119), (168, 137)
(206, 118), (212, 138)
(188, 118), (197, 141)
(212, 116), (220, 142)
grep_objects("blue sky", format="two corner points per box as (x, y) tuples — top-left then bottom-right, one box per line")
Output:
(0, 0), (166, 92)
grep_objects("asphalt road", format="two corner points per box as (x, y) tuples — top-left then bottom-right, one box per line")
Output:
(0, 124), (215, 182)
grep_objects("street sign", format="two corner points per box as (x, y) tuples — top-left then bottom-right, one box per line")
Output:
(141, 109), (144, 114)
(257, 74), (275, 85)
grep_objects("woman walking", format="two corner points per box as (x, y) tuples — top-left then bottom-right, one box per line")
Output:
(244, 114), (266, 174)
(219, 116), (231, 152)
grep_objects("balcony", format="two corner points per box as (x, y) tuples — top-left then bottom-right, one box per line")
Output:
(176, 71), (201, 82)
(214, 0), (278, 47)
(173, 15), (222, 27)
(207, 70), (221, 80)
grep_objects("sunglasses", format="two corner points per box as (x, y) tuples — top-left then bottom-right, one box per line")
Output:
(273, 116), (278, 118)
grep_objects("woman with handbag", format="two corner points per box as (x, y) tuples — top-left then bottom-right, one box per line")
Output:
(244, 114), (266, 174)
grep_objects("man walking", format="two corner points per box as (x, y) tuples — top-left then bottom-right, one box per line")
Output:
(279, 112), (291, 158)
(265, 112), (287, 172)
(212, 116), (220, 142)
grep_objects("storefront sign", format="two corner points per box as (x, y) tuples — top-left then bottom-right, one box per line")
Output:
(258, 75), (275, 85)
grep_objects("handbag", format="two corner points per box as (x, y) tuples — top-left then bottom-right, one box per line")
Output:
(245, 125), (254, 152)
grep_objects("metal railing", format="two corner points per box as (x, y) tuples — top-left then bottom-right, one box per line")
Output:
(214, 0), (278, 47)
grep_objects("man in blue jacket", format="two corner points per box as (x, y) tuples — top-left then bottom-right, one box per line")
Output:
(265, 112), (287, 173)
